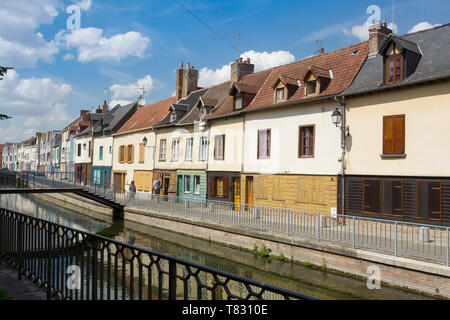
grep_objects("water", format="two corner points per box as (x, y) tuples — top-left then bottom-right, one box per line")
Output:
(0, 193), (438, 300)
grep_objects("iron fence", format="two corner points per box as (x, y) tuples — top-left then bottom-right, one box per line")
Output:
(4, 170), (450, 266)
(0, 208), (312, 300)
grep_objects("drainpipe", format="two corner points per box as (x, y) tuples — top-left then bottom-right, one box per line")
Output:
(335, 95), (346, 223)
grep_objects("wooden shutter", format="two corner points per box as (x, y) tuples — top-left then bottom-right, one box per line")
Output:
(383, 115), (404, 154)
(383, 180), (403, 215)
(273, 176), (282, 201)
(208, 175), (216, 197)
(223, 177), (228, 198)
(363, 179), (381, 213)
(139, 144), (145, 163)
(383, 117), (394, 154)
(417, 181), (441, 220)
(393, 115), (405, 154)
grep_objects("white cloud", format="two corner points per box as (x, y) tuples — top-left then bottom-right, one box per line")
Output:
(108, 75), (154, 100)
(408, 21), (441, 34)
(0, 0), (60, 67)
(198, 50), (295, 87)
(63, 53), (75, 60)
(0, 70), (72, 143)
(76, 0), (92, 11)
(58, 27), (150, 62)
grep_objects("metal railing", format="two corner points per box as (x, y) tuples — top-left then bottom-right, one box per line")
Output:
(123, 191), (450, 266)
(0, 208), (313, 300)
(4, 170), (450, 266)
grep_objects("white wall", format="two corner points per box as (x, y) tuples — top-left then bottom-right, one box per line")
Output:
(74, 135), (92, 164)
(243, 101), (342, 175)
(92, 136), (113, 167)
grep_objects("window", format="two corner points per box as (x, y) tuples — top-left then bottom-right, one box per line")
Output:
(88, 141), (91, 158)
(216, 177), (224, 196)
(275, 88), (285, 102)
(299, 125), (315, 157)
(139, 143), (145, 163)
(257, 129), (271, 159)
(99, 146), (103, 161)
(126, 145), (134, 163)
(119, 145), (125, 163)
(417, 181), (442, 220)
(306, 81), (317, 95)
(383, 115), (405, 155)
(214, 135), (225, 160)
(170, 112), (177, 122)
(386, 56), (403, 84)
(194, 176), (200, 195)
(172, 139), (179, 161)
(77, 143), (81, 157)
(159, 139), (166, 161)
(363, 179), (381, 214)
(234, 95), (244, 110)
(109, 146), (112, 154)
(184, 175), (191, 194)
(185, 138), (193, 161)
(199, 136), (208, 161)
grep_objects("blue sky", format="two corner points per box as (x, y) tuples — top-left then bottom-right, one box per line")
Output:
(0, 0), (448, 143)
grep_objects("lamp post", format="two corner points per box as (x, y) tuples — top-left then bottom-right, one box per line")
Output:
(332, 98), (348, 225)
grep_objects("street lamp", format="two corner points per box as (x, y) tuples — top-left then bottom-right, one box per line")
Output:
(83, 143), (86, 150)
(142, 136), (148, 146)
(331, 108), (342, 127)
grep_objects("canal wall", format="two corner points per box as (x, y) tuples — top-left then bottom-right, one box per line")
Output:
(124, 207), (450, 298)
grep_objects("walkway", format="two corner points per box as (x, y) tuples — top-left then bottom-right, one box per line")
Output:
(0, 262), (47, 300)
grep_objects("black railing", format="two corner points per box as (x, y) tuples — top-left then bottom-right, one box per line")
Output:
(0, 208), (314, 300)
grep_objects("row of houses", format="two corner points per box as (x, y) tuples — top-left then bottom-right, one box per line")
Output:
(2, 22), (450, 226)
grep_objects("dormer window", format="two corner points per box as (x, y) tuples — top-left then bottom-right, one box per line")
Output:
(276, 88), (285, 102)
(386, 56), (403, 84)
(305, 80), (317, 95)
(234, 95), (244, 110)
(301, 66), (331, 97)
(170, 112), (177, 122)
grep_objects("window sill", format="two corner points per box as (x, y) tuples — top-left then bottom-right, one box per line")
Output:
(380, 154), (407, 159)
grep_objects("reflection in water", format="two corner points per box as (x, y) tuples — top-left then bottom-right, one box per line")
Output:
(0, 193), (437, 300)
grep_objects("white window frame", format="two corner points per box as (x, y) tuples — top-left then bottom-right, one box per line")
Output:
(185, 137), (193, 161)
(199, 136), (208, 161)
(172, 138), (179, 162)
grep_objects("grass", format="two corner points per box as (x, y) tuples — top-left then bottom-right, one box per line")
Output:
(0, 289), (11, 300)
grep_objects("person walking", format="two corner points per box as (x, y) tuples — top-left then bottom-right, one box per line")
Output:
(129, 180), (136, 202)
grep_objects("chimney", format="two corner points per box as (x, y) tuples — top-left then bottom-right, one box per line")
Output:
(96, 105), (102, 114)
(176, 61), (199, 101)
(102, 100), (109, 113)
(230, 58), (255, 82)
(319, 48), (325, 55)
(368, 20), (392, 56)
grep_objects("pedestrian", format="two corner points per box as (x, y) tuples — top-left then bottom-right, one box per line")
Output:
(152, 178), (161, 202)
(129, 180), (136, 201)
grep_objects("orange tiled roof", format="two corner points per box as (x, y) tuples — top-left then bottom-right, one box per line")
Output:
(115, 96), (177, 135)
(247, 41), (368, 110)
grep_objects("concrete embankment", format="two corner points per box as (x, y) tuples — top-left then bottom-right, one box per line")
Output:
(34, 192), (450, 298)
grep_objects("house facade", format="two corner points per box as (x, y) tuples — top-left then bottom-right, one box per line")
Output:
(342, 22), (450, 225)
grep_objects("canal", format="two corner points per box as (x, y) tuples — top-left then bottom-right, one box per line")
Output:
(0, 193), (437, 300)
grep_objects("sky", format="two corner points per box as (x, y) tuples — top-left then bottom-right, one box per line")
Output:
(0, 0), (448, 143)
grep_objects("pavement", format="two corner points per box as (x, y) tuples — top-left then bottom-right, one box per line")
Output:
(0, 262), (47, 300)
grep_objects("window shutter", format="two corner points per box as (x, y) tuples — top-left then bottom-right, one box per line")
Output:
(139, 144), (145, 163)
(223, 177), (228, 198)
(393, 115), (405, 154)
(428, 182), (441, 220)
(257, 131), (260, 159)
(130, 145), (134, 163)
(383, 117), (395, 154)
(309, 127), (314, 156)
(208, 176), (216, 197)
(267, 130), (271, 158)
(363, 180), (381, 213)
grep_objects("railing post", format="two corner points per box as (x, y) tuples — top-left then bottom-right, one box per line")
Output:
(238, 205), (240, 227)
(394, 221), (398, 257)
(168, 260), (177, 300)
(17, 216), (23, 280)
(200, 201), (203, 220)
(47, 224), (52, 300)
(287, 209), (290, 236)
(447, 227), (449, 267)
(317, 213), (320, 240)
(352, 217), (356, 249)
(260, 208), (263, 232)
(184, 199), (187, 217)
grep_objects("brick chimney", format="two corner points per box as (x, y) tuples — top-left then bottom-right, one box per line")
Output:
(102, 100), (109, 113)
(96, 105), (102, 114)
(230, 57), (255, 82)
(368, 20), (392, 56)
(176, 61), (199, 101)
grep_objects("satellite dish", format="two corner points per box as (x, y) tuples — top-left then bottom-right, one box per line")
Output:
(137, 95), (146, 107)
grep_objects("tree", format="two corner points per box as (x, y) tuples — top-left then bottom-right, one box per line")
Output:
(0, 65), (14, 120)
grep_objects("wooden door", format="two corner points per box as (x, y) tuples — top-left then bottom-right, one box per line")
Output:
(234, 177), (241, 211)
(246, 176), (253, 205)
(113, 173), (125, 193)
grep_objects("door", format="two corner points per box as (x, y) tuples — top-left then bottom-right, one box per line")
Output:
(163, 177), (170, 196)
(177, 175), (183, 197)
(113, 173), (125, 194)
(234, 177), (241, 211)
(246, 176), (253, 205)
(104, 171), (108, 189)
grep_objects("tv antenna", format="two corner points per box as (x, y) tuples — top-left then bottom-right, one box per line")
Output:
(302, 40), (323, 54)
